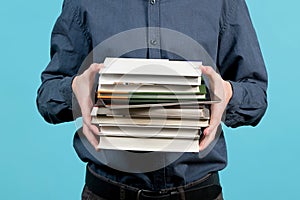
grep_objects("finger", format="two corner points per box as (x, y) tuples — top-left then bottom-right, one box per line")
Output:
(82, 114), (98, 136)
(87, 123), (100, 136)
(88, 124), (100, 151)
(203, 126), (211, 136)
(203, 120), (218, 136)
(199, 131), (215, 151)
(203, 104), (223, 136)
(89, 63), (104, 75)
(82, 112), (93, 130)
(81, 99), (93, 117)
(200, 66), (218, 80)
(81, 99), (99, 134)
(199, 124), (218, 150)
(85, 64), (103, 90)
(82, 123), (99, 149)
(82, 109), (100, 150)
(200, 66), (224, 95)
(207, 106), (223, 132)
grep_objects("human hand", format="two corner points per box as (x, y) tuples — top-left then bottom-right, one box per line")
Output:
(72, 63), (103, 149)
(199, 66), (232, 151)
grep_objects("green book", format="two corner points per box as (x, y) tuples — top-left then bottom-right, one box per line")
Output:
(98, 84), (207, 99)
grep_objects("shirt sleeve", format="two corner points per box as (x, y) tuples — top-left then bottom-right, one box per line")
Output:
(36, 0), (91, 124)
(218, 0), (268, 128)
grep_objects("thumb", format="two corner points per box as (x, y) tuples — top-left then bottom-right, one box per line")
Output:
(88, 63), (103, 75)
(200, 66), (216, 79)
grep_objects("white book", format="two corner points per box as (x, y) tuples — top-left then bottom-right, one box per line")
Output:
(97, 136), (200, 152)
(91, 115), (209, 128)
(97, 84), (202, 93)
(98, 93), (206, 100)
(91, 106), (210, 119)
(99, 74), (201, 86)
(98, 126), (199, 138)
(97, 98), (220, 109)
(101, 57), (202, 77)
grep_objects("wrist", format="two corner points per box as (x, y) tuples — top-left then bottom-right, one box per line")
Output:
(71, 76), (78, 92)
(223, 81), (233, 104)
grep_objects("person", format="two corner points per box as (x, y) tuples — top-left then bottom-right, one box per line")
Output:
(36, 0), (268, 199)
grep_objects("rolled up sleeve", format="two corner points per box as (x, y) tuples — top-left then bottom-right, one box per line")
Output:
(218, 0), (268, 128)
(36, 0), (91, 124)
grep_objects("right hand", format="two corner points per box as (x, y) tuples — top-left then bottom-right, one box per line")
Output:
(72, 63), (103, 149)
(199, 66), (232, 151)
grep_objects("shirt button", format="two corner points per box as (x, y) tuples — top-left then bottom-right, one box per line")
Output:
(150, 0), (156, 5)
(150, 40), (157, 45)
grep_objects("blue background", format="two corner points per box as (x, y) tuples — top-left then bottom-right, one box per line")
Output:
(0, 0), (299, 199)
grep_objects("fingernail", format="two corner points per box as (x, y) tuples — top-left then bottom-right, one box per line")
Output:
(204, 130), (209, 136)
(199, 145), (203, 151)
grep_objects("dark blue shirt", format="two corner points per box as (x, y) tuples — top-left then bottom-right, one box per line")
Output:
(37, 0), (268, 190)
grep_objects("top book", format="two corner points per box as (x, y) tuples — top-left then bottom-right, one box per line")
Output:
(100, 57), (202, 77)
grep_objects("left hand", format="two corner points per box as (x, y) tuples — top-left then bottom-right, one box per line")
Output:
(72, 63), (103, 150)
(199, 66), (232, 151)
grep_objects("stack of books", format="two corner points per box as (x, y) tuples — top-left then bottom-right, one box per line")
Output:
(91, 57), (217, 152)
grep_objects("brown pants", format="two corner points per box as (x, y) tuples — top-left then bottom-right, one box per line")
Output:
(81, 185), (224, 200)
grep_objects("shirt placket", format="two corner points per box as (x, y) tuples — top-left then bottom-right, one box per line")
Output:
(148, 0), (161, 59)
(148, 1), (166, 188)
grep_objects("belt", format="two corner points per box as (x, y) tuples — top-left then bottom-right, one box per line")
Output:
(85, 165), (222, 200)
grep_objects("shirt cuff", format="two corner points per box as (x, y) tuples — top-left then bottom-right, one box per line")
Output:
(227, 81), (244, 109)
(224, 81), (244, 127)
(59, 76), (76, 108)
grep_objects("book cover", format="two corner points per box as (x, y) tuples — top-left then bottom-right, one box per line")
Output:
(101, 57), (202, 77)
(91, 115), (209, 128)
(97, 136), (200, 152)
(91, 106), (210, 120)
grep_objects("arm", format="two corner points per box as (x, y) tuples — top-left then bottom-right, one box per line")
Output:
(71, 64), (103, 149)
(218, 0), (268, 128)
(36, 0), (91, 124)
(37, 0), (101, 149)
(199, 0), (268, 150)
